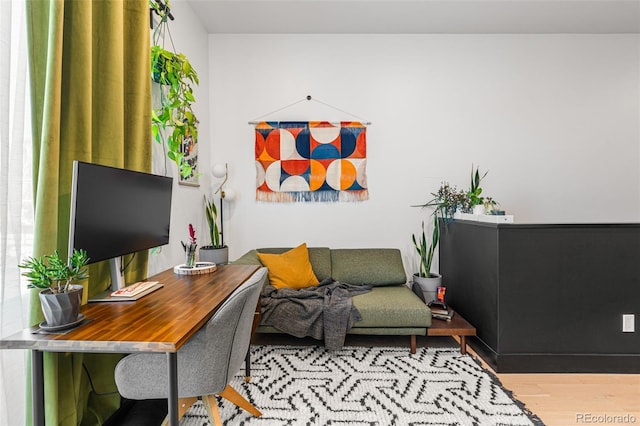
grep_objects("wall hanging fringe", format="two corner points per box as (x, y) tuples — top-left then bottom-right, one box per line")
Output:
(248, 95), (371, 126)
(255, 121), (368, 203)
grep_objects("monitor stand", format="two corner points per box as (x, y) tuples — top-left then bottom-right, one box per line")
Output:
(88, 257), (132, 302)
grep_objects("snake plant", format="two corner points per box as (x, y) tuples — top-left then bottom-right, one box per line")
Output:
(412, 214), (440, 278)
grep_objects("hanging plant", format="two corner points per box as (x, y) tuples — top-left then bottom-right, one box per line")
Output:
(149, 0), (199, 178)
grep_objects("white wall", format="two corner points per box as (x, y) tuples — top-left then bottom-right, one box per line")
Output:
(148, 0), (212, 276)
(208, 34), (640, 274)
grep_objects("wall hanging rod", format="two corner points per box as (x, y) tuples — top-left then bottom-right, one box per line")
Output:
(248, 95), (371, 126)
(149, 0), (174, 29)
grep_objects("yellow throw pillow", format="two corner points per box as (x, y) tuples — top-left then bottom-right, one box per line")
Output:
(257, 243), (319, 289)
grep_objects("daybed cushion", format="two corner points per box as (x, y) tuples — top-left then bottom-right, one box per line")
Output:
(352, 285), (431, 328)
(256, 243), (319, 289)
(233, 247), (332, 284)
(331, 248), (407, 286)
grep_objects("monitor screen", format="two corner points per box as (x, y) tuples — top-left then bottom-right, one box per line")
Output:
(68, 161), (173, 292)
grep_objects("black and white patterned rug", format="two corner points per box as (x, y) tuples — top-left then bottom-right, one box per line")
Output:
(181, 345), (543, 425)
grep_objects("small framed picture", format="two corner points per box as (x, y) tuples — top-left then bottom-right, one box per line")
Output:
(178, 133), (199, 187)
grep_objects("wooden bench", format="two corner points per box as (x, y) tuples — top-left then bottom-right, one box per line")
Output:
(427, 310), (476, 354)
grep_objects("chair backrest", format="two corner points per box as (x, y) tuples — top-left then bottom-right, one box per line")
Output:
(177, 267), (267, 396)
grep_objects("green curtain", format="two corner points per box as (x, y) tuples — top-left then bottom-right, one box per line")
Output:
(25, 0), (151, 424)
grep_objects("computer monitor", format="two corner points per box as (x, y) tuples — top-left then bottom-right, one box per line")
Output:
(68, 161), (173, 299)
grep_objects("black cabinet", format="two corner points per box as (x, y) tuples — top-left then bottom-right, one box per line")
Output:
(439, 220), (640, 373)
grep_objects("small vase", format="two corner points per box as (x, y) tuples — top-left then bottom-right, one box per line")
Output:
(185, 244), (197, 267)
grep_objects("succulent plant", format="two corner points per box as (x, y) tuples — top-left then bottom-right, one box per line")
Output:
(19, 249), (89, 294)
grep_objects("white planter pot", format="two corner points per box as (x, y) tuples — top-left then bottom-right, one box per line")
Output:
(413, 273), (442, 303)
(199, 246), (229, 265)
(473, 204), (487, 215)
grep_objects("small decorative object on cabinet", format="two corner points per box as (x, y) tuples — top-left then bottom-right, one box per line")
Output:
(420, 164), (513, 223)
(466, 164), (488, 213)
(19, 249), (89, 327)
(414, 181), (467, 221)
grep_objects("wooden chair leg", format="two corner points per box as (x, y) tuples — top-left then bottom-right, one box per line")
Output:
(218, 384), (262, 417)
(410, 335), (417, 354)
(202, 394), (223, 426)
(160, 397), (198, 426)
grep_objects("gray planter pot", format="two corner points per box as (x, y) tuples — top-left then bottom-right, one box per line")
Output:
(38, 284), (83, 326)
(413, 273), (442, 304)
(199, 246), (229, 265)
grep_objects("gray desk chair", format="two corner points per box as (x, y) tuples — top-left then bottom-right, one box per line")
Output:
(114, 267), (267, 425)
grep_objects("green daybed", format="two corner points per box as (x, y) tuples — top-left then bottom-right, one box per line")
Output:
(233, 247), (431, 353)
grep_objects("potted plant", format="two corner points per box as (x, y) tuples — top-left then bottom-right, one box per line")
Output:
(411, 214), (441, 303)
(416, 181), (468, 221)
(483, 196), (500, 214)
(19, 249), (89, 327)
(200, 195), (229, 265)
(149, 0), (199, 179)
(467, 164), (489, 214)
(181, 223), (198, 267)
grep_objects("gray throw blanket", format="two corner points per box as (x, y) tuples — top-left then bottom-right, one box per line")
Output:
(260, 278), (372, 350)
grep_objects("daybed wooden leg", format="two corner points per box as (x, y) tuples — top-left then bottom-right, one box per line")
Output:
(410, 335), (416, 354)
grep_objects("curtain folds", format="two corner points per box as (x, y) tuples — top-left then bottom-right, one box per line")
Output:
(0, 1), (32, 425)
(25, 0), (151, 424)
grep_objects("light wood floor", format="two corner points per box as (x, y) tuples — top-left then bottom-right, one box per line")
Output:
(463, 338), (640, 426)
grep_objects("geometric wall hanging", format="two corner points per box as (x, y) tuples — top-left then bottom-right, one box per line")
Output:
(255, 121), (368, 202)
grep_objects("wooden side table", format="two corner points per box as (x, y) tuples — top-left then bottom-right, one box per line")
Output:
(427, 310), (476, 355)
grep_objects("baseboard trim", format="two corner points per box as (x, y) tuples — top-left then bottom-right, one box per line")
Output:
(469, 337), (640, 373)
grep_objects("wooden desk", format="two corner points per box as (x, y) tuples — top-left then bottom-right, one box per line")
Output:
(0, 264), (259, 426)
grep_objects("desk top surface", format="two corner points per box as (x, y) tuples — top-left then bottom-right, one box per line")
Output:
(0, 264), (259, 353)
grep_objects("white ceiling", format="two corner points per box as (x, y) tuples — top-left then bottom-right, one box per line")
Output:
(185, 0), (640, 34)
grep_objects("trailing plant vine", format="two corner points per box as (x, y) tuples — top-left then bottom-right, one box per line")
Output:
(149, 0), (199, 178)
